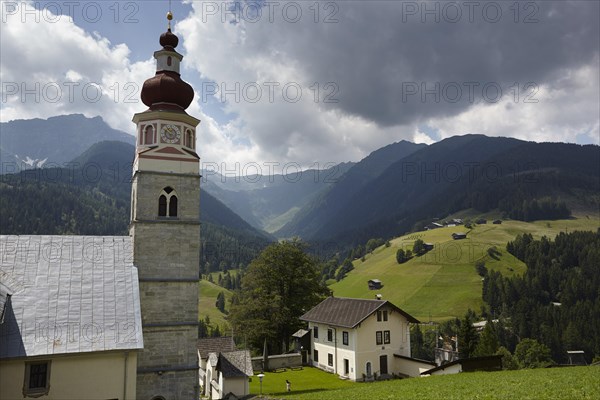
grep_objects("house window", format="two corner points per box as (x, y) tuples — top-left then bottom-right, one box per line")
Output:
(376, 331), (383, 345)
(377, 310), (388, 322)
(313, 326), (318, 339)
(313, 349), (319, 362)
(158, 187), (178, 217)
(328, 353), (333, 367)
(24, 361), (51, 397)
(342, 331), (349, 346)
(384, 330), (390, 344)
(327, 329), (333, 342)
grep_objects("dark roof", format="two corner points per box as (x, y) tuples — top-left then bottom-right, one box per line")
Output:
(421, 355), (503, 375)
(197, 336), (236, 359)
(0, 235), (143, 359)
(300, 297), (419, 328)
(217, 350), (253, 378)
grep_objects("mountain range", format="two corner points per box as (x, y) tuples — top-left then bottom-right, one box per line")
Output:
(1, 115), (598, 254)
(0, 114), (135, 171)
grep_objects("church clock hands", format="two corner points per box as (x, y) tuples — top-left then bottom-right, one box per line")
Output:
(160, 124), (181, 143)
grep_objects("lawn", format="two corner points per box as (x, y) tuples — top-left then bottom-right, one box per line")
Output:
(248, 367), (354, 398)
(330, 214), (599, 321)
(248, 366), (600, 399)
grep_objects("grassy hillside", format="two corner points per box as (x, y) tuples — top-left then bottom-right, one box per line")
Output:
(249, 366), (599, 399)
(198, 280), (233, 331)
(330, 214), (599, 321)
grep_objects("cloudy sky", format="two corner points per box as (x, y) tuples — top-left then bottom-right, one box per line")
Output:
(1, 0), (599, 169)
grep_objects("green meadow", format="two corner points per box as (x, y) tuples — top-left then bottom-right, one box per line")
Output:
(198, 279), (233, 330)
(248, 365), (599, 399)
(331, 213), (599, 321)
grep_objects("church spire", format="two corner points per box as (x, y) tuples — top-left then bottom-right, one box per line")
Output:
(139, 6), (194, 112)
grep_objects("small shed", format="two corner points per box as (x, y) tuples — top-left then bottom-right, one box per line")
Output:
(368, 279), (383, 290)
(291, 329), (312, 363)
(452, 232), (467, 240)
(423, 243), (434, 251)
(492, 219), (503, 224)
(566, 351), (587, 366)
(421, 355), (503, 376)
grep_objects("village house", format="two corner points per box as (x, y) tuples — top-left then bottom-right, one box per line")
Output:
(300, 297), (434, 381)
(0, 236), (143, 400)
(197, 337), (253, 399)
(198, 337), (237, 396)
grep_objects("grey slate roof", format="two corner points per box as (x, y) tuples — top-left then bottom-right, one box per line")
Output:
(300, 296), (419, 328)
(0, 235), (143, 358)
(197, 336), (236, 359)
(217, 350), (253, 378)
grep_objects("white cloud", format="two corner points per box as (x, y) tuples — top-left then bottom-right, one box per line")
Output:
(428, 58), (600, 145)
(1, 0), (598, 172)
(0, 0), (151, 135)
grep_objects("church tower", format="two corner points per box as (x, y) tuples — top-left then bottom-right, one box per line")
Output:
(130, 11), (200, 399)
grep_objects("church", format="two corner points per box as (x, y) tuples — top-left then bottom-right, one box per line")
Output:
(0, 12), (201, 400)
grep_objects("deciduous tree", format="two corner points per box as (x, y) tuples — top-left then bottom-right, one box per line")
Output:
(229, 240), (330, 354)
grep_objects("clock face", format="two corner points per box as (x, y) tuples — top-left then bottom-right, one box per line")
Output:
(160, 124), (181, 144)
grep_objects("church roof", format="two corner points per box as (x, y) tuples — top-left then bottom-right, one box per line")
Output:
(0, 235), (143, 359)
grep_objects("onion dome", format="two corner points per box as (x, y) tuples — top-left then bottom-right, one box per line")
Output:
(159, 29), (179, 49)
(141, 71), (194, 111)
(139, 12), (194, 111)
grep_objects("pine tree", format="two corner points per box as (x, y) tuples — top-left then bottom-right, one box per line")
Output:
(458, 312), (478, 358)
(474, 321), (499, 356)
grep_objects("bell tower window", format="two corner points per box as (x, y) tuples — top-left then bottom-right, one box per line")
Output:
(144, 125), (155, 145)
(167, 56), (172, 66)
(158, 187), (178, 217)
(185, 129), (194, 148)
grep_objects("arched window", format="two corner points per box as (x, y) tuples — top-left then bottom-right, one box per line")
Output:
(167, 56), (172, 66)
(185, 129), (194, 148)
(158, 187), (178, 217)
(158, 195), (167, 216)
(366, 362), (372, 377)
(169, 195), (178, 217)
(144, 125), (154, 145)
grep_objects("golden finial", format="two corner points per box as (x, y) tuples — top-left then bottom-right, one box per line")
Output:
(167, 0), (173, 30)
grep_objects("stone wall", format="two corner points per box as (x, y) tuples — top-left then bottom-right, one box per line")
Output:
(252, 353), (302, 372)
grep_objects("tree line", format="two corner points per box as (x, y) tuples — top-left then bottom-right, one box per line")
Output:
(483, 230), (600, 363)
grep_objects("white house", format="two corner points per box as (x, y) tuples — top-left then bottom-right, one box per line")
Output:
(197, 337), (237, 396)
(197, 337), (253, 400)
(209, 350), (253, 400)
(300, 297), (434, 381)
